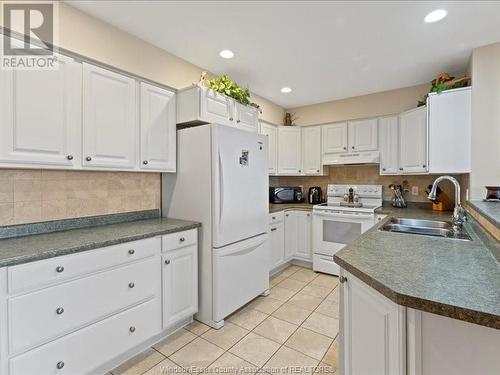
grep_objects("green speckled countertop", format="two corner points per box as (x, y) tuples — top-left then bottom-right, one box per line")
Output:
(334, 205), (500, 329)
(0, 217), (200, 267)
(269, 203), (315, 213)
(469, 200), (500, 228)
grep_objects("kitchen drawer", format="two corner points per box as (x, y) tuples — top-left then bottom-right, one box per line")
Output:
(8, 236), (161, 295)
(269, 211), (284, 224)
(8, 255), (160, 355)
(162, 229), (197, 252)
(9, 297), (161, 375)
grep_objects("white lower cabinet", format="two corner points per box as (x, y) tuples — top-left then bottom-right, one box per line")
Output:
(270, 210), (312, 272)
(162, 236), (198, 329)
(2, 230), (199, 375)
(340, 269), (406, 375)
(340, 268), (500, 375)
(269, 218), (285, 271)
(10, 298), (161, 375)
(294, 211), (312, 261)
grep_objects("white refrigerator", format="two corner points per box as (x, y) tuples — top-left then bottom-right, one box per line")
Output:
(162, 124), (269, 328)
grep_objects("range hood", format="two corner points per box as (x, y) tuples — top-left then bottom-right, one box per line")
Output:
(323, 150), (380, 165)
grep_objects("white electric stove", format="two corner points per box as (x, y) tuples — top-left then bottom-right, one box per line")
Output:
(312, 184), (383, 275)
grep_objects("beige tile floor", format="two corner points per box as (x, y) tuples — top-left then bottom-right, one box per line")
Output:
(111, 266), (340, 375)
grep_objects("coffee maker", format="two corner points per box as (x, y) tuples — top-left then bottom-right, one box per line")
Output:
(308, 187), (322, 204)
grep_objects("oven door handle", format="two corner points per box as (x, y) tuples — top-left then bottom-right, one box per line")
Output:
(313, 211), (375, 220)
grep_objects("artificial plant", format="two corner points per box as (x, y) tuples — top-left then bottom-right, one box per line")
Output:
(206, 75), (251, 105)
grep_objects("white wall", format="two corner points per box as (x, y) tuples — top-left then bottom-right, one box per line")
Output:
(470, 42), (500, 200)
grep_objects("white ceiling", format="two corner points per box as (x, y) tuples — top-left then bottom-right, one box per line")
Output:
(68, 1), (500, 108)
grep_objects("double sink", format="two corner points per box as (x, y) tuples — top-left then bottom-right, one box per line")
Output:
(380, 217), (472, 241)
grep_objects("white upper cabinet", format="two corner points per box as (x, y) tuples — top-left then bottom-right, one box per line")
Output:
(0, 54), (82, 168)
(140, 83), (176, 172)
(82, 63), (138, 170)
(399, 106), (428, 174)
(260, 122), (278, 174)
(234, 102), (259, 133)
(177, 86), (259, 132)
(428, 87), (471, 173)
(277, 127), (302, 175)
(348, 118), (378, 152)
(302, 126), (322, 175)
(322, 122), (348, 155)
(200, 86), (233, 125)
(379, 116), (399, 175)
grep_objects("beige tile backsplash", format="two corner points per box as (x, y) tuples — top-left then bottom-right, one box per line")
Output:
(271, 165), (469, 205)
(0, 169), (161, 226)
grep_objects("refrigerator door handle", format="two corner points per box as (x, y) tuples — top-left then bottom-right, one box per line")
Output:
(218, 151), (224, 226)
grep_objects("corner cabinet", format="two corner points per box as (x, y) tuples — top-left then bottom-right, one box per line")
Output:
(340, 269), (406, 375)
(0, 53), (82, 168)
(82, 63), (138, 170)
(260, 122), (278, 174)
(177, 86), (259, 133)
(277, 127), (302, 175)
(140, 83), (176, 172)
(283, 210), (312, 262)
(398, 106), (428, 174)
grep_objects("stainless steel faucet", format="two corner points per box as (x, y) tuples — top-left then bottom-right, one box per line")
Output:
(428, 175), (467, 229)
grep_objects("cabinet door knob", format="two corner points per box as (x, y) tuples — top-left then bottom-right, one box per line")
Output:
(339, 276), (348, 284)
(56, 307), (65, 315)
(399, 167), (404, 171)
(56, 361), (65, 370)
(343, 147), (347, 150)
(229, 117), (234, 121)
(165, 259), (171, 265)
(56, 266), (64, 273)
(422, 164), (427, 168)
(317, 169), (320, 172)
(237, 120), (241, 123)
(382, 168), (386, 171)
(298, 170), (301, 173)
(128, 282), (135, 289)
(85, 156), (92, 162)
(179, 237), (185, 242)
(129, 326), (136, 333)
(143, 160), (148, 165)
(67, 155), (73, 160)
(351, 146), (355, 149)
(270, 228), (277, 232)
(128, 249), (135, 255)
(272, 216), (276, 220)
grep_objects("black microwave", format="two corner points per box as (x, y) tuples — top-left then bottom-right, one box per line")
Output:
(269, 187), (304, 204)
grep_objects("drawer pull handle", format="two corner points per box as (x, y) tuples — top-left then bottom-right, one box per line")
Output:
(129, 326), (136, 333)
(272, 216), (276, 220)
(128, 282), (135, 289)
(56, 307), (65, 315)
(128, 249), (135, 255)
(270, 228), (277, 232)
(165, 259), (171, 265)
(179, 237), (185, 242)
(56, 266), (64, 273)
(56, 361), (65, 370)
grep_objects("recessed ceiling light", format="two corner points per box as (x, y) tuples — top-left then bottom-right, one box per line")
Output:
(219, 50), (234, 59)
(424, 9), (447, 23)
(281, 87), (292, 93)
